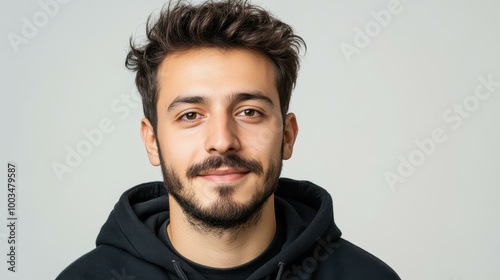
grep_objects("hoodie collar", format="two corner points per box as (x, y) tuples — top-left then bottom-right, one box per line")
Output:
(96, 178), (341, 280)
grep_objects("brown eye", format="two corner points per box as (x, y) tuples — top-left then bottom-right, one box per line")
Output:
(181, 112), (200, 122)
(237, 109), (263, 120)
(243, 109), (256, 116)
(185, 112), (197, 120)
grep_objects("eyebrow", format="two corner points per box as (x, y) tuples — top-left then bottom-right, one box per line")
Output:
(166, 91), (274, 113)
(228, 91), (274, 108)
(167, 95), (209, 112)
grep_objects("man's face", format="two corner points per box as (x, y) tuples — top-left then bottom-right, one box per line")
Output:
(141, 48), (298, 230)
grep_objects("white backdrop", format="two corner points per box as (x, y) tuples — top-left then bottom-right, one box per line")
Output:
(1, 0), (499, 279)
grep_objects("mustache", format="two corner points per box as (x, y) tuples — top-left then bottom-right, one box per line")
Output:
(186, 154), (263, 178)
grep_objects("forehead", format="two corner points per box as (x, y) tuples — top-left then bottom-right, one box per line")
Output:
(156, 47), (278, 104)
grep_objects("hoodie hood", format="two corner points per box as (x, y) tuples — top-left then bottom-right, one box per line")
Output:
(96, 178), (342, 280)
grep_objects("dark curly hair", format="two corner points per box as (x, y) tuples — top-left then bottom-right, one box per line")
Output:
(125, 0), (305, 130)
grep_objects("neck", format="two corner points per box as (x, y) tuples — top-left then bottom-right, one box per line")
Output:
(167, 195), (276, 268)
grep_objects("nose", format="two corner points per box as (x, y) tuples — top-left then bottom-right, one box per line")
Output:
(205, 114), (241, 154)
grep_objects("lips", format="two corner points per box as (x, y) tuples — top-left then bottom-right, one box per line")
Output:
(197, 167), (250, 182)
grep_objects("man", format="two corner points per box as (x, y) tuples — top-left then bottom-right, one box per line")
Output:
(58, 1), (400, 279)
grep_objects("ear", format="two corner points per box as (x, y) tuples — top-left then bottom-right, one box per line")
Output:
(140, 117), (161, 166)
(282, 113), (299, 160)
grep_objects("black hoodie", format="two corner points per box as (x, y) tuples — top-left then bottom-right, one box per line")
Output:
(57, 178), (400, 280)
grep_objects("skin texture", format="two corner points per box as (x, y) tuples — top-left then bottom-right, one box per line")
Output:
(140, 48), (298, 268)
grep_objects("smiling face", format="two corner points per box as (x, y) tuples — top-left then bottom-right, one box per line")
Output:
(141, 48), (298, 231)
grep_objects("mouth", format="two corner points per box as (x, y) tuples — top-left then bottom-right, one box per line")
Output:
(197, 167), (251, 183)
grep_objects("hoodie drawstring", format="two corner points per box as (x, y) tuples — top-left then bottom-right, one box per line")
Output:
(275, 262), (285, 280)
(172, 260), (189, 280)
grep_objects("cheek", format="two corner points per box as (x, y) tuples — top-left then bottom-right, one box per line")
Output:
(157, 129), (203, 171)
(242, 119), (283, 153)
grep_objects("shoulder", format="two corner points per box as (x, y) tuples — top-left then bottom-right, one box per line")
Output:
(283, 237), (400, 280)
(328, 238), (400, 279)
(56, 245), (167, 280)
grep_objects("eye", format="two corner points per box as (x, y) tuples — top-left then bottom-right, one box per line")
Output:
(179, 112), (202, 122)
(238, 109), (261, 117)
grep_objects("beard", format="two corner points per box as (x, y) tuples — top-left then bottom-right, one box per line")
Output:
(159, 152), (282, 233)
